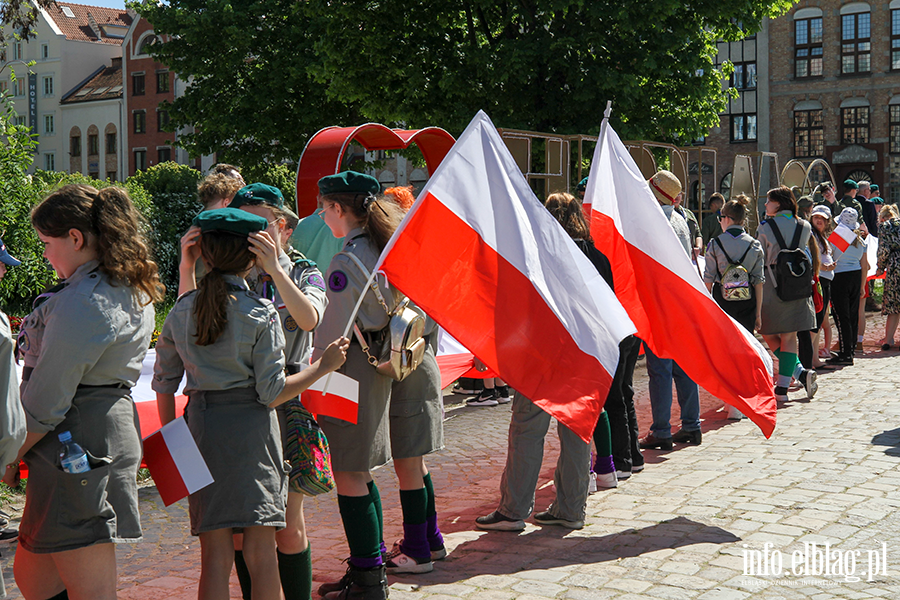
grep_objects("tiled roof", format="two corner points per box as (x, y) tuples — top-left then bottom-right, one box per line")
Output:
(45, 2), (132, 45)
(61, 63), (123, 104)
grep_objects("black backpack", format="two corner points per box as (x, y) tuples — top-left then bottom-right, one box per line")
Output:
(765, 220), (813, 302)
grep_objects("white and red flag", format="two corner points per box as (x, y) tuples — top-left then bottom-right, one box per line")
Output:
(829, 223), (856, 253)
(588, 108), (776, 437)
(142, 417), (214, 507)
(375, 111), (635, 442)
(301, 371), (360, 424)
(435, 329), (497, 389)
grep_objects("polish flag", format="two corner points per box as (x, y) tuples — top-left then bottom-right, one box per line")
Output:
(301, 371), (360, 424)
(588, 110), (776, 437)
(435, 329), (496, 389)
(829, 224), (856, 253)
(142, 417), (214, 507)
(375, 111), (636, 442)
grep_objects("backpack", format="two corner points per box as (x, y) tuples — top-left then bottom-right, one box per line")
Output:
(765, 220), (813, 302)
(713, 237), (753, 302)
(338, 251), (426, 381)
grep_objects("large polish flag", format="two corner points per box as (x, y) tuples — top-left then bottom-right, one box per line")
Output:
(435, 329), (497, 389)
(375, 111), (636, 442)
(588, 111), (776, 437)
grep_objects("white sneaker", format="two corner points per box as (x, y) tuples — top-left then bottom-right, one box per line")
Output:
(588, 472), (597, 493)
(726, 405), (743, 420)
(386, 550), (433, 574)
(615, 469), (632, 480)
(595, 471), (617, 489)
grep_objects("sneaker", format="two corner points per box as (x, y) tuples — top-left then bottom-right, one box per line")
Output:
(726, 405), (743, 420)
(386, 548), (433, 574)
(588, 472), (597, 493)
(392, 538), (447, 562)
(615, 469), (632, 480)
(467, 389), (499, 407)
(800, 369), (817, 400)
(774, 385), (789, 402)
(632, 463), (645, 473)
(0, 529), (16, 543)
(672, 428), (702, 445)
(595, 471), (617, 489)
(826, 355), (853, 366)
(453, 384), (481, 395)
(638, 433), (673, 450)
(475, 510), (525, 531)
(495, 385), (511, 404)
(532, 511), (584, 530)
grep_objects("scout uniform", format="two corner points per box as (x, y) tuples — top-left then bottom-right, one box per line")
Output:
(0, 311), (22, 598)
(152, 209), (288, 535)
(17, 260), (154, 553)
(703, 226), (765, 332)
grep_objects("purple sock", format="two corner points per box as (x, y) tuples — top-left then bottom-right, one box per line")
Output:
(399, 522), (431, 560)
(594, 455), (615, 475)
(380, 540), (387, 556)
(349, 555), (383, 569)
(426, 514), (444, 550)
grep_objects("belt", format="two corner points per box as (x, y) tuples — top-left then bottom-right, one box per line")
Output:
(22, 366), (129, 390)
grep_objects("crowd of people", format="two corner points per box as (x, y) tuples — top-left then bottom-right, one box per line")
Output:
(0, 162), (895, 600)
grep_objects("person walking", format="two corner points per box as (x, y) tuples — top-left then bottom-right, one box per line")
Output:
(877, 204), (900, 349)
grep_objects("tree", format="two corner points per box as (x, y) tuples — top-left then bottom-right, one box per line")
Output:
(304, 0), (795, 141)
(137, 0), (360, 165)
(0, 0), (55, 46)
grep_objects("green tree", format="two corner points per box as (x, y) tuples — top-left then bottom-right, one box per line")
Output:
(136, 0), (360, 165)
(240, 162), (296, 207)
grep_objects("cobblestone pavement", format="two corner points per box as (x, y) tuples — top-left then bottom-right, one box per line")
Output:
(2, 313), (900, 598)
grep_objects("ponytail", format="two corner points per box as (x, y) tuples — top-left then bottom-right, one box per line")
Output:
(194, 231), (254, 346)
(322, 192), (404, 253)
(31, 184), (165, 304)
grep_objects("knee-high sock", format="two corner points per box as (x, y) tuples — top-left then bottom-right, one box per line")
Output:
(278, 546), (312, 600)
(398, 488), (430, 559)
(234, 550), (252, 600)
(338, 494), (383, 569)
(423, 472), (444, 549)
(367, 480), (386, 555)
(592, 410), (614, 474)
(777, 351), (797, 388)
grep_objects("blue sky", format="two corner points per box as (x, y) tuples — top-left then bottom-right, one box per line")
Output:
(81, 0), (126, 9)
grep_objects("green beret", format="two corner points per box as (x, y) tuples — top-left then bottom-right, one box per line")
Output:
(576, 176), (589, 192)
(230, 183), (284, 209)
(193, 208), (268, 235)
(843, 179), (859, 190)
(871, 184), (880, 192)
(318, 171), (380, 196)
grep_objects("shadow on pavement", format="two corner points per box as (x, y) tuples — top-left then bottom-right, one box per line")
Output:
(871, 427), (900, 456)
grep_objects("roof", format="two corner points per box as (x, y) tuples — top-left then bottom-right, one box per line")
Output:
(45, 2), (132, 45)
(61, 63), (123, 104)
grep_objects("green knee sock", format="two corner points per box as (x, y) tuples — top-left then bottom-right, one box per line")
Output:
(234, 550), (252, 600)
(278, 545), (312, 600)
(398, 487), (428, 524)
(595, 410), (612, 456)
(778, 351), (798, 377)
(338, 494), (383, 567)
(423, 472), (437, 519)
(367, 480), (384, 545)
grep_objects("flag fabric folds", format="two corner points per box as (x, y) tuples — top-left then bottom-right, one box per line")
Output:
(301, 371), (360, 424)
(375, 110), (636, 442)
(829, 224), (856, 253)
(142, 417), (214, 507)
(587, 114), (777, 438)
(435, 329), (497, 389)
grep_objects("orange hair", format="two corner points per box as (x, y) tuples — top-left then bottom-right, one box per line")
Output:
(384, 185), (416, 211)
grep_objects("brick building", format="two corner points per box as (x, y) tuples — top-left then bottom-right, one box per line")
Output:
(705, 0), (900, 204)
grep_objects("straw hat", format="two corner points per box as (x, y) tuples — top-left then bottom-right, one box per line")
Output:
(648, 170), (682, 206)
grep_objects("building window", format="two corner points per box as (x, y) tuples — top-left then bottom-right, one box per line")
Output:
(15, 116), (25, 127)
(43, 153), (54, 171)
(43, 114), (54, 135)
(42, 76), (53, 96)
(107, 171), (117, 181)
(156, 71), (169, 93)
(134, 150), (147, 172)
(88, 134), (99, 155)
(842, 107), (869, 144)
(795, 17), (824, 78)
(12, 42), (21, 61)
(842, 12), (871, 74)
(892, 106), (900, 153)
(13, 79), (25, 97)
(40, 43), (48, 59)
(132, 73), (145, 96)
(732, 62), (757, 90)
(158, 147), (171, 163)
(731, 114), (758, 142)
(794, 109), (824, 157)
(70, 135), (81, 156)
(892, 156), (900, 202)
(133, 111), (146, 134)
(157, 109), (169, 131)
(106, 132), (116, 154)
(894, 10), (900, 70)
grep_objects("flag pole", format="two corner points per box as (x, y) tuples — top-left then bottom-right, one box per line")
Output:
(320, 269), (379, 396)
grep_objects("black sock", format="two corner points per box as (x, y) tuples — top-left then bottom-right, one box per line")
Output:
(234, 550), (252, 600)
(278, 545), (312, 600)
(46, 592), (69, 600)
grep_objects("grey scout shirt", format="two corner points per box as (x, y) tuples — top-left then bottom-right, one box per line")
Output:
(0, 311), (24, 467)
(314, 228), (400, 356)
(152, 274), (286, 406)
(756, 211), (812, 270)
(703, 227), (765, 286)
(18, 259), (155, 433)
(246, 248), (327, 368)
(662, 206), (692, 257)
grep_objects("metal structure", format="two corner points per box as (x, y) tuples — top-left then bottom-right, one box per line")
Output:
(780, 158), (836, 198)
(731, 152), (780, 235)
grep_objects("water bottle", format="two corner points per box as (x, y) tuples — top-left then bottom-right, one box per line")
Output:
(58, 431), (90, 474)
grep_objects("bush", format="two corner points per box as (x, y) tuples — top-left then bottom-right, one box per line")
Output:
(240, 162), (297, 209)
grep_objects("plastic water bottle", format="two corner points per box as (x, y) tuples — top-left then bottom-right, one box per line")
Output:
(58, 431), (90, 474)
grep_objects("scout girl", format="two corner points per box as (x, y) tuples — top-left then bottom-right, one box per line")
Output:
(153, 208), (348, 600)
(230, 183), (329, 600)
(3, 184), (164, 600)
(313, 172), (404, 600)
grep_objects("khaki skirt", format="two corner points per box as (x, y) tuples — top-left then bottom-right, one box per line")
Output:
(389, 344), (444, 459)
(19, 386), (142, 554)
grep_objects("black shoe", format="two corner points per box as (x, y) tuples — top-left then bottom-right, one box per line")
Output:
(672, 429), (702, 445)
(826, 355), (853, 366)
(318, 562), (352, 597)
(638, 433), (673, 450)
(323, 563), (388, 600)
(467, 388), (499, 407)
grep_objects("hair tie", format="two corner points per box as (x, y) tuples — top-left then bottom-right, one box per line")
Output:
(362, 194), (376, 211)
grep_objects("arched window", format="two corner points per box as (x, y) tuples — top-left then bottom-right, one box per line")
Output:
(136, 33), (158, 56)
(841, 3), (871, 74)
(794, 8), (824, 78)
(69, 126), (81, 157)
(840, 97), (870, 144)
(793, 101), (824, 158)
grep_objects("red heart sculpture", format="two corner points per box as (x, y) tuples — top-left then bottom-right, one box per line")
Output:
(295, 123), (456, 217)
